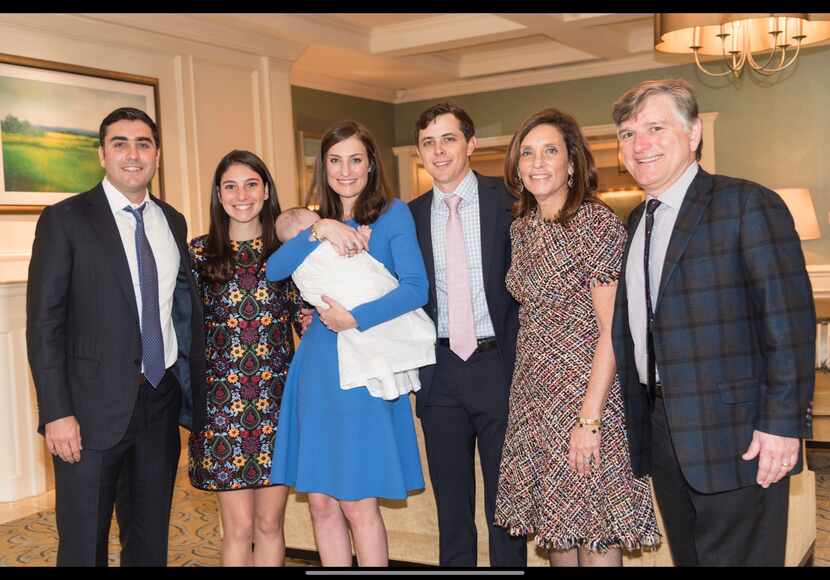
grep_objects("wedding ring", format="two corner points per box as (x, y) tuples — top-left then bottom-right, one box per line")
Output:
(782, 461), (790, 468)
(586, 456), (594, 465)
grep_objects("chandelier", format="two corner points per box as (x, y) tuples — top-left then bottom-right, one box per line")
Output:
(654, 13), (830, 77)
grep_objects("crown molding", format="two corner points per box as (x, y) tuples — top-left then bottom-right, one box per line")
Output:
(457, 40), (598, 79)
(78, 13), (306, 62)
(301, 13), (370, 38)
(0, 13), (303, 67)
(370, 13), (526, 57)
(497, 13), (632, 60)
(291, 66), (398, 104)
(199, 13), (369, 53)
(393, 52), (682, 104)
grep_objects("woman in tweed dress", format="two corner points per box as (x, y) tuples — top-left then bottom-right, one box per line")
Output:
(494, 108), (660, 566)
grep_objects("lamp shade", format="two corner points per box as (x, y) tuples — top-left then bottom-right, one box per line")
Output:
(655, 13), (830, 55)
(775, 188), (821, 240)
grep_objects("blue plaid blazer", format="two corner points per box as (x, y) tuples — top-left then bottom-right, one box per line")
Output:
(612, 168), (815, 493)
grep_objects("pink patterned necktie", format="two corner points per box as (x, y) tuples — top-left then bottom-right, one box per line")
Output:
(444, 194), (477, 361)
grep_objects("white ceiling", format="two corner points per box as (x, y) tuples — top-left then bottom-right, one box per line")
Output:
(72, 12), (830, 104)
(194, 12), (693, 103)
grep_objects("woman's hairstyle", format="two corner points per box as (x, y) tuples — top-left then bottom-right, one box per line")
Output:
(504, 108), (599, 225)
(203, 149), (281, 283)
(306, 120), (391, 225)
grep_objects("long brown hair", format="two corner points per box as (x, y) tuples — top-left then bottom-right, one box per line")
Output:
(203, 150), (281, 283)
(504, 108), (599, 225)
(306, 120), (391, 225)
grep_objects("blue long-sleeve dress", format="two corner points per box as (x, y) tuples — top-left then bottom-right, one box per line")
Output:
(266, 199), (427, 500)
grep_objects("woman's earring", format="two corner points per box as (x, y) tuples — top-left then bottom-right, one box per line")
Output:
(517, 170), (524, 193)
(567, 166), (574, 189)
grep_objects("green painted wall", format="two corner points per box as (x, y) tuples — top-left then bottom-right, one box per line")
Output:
(291, 86), (398, 198)
(394, 45), (830, 265)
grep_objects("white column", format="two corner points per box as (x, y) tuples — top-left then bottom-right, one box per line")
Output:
(393, 145), (419, 202)
(0, 281), (53, 502)
(265, 58), (300, 209)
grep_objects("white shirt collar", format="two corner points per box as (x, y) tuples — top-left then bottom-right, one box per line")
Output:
(646, 162), (699, 210)
(102, 176), (151, 214)
(432, 169), (476, 204)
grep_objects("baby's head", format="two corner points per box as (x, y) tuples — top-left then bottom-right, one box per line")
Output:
(276, 207), (321, 242)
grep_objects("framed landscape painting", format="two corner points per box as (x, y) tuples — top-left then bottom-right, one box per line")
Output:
(0, 54), (162, 214)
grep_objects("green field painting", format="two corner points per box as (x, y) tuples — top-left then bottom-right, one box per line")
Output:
(2, 131), (104, 193)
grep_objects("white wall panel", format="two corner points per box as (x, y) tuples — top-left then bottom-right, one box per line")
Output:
(0, 282), (51, 502)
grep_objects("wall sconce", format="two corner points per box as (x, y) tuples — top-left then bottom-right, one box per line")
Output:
(775, 187), (821, 240)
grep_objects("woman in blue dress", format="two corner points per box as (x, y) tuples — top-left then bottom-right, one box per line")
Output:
(266, 120), (427, 566)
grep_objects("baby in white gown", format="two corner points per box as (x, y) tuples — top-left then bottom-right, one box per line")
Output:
(276, 207), (436, 400)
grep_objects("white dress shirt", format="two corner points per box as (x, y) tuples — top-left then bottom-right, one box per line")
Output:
(625, 162), (699, 385)
(102, 177), (180, 372)
(429, 170), (496, 339)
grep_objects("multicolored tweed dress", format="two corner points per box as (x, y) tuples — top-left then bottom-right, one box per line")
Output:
(494, 201), (660, 552)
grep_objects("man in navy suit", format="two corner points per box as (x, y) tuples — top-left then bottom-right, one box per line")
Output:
(27, 107), (204, 566)
(408, 103), (527, 567)
(611, 79), (815, 565)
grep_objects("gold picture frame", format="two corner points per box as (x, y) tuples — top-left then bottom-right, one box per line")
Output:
(0, 53), (163, 214)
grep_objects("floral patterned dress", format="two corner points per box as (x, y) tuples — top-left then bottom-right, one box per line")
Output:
(187, 235), (304, 491)
(494, 202), (660, 552)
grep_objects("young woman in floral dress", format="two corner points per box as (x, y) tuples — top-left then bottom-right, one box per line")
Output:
(188, 150), (305, 566)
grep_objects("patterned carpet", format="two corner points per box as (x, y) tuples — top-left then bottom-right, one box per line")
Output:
(0, 465), (313, 567)
(1, 449), (829, 567)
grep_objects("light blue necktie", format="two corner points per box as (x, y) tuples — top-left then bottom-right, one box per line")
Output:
(124, 203), (165, 388)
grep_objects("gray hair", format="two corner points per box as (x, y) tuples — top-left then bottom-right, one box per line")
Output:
(612, 78), (702, 161)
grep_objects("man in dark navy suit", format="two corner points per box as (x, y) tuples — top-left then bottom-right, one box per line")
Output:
(27, 107), (205, 566)
(611, 79), (815, 566)
(409, 103), (527, 567)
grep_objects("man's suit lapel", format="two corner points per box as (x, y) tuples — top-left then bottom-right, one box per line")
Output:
(655, 168), (714, 313)
(477, 174), (498, 287)
(414, 191), (438, 310)
(85, 185), (139, 325)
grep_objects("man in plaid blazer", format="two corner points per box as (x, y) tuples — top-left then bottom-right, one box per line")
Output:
(610, 79), (815, 566)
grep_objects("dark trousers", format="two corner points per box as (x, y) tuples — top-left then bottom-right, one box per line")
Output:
(419, 343), (527, 567)
(650, 395), (789, 566)
(53, 371), (182, 566)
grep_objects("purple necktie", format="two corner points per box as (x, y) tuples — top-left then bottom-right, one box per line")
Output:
(124, 203), (165, 388)
(444, 194), (477, 361)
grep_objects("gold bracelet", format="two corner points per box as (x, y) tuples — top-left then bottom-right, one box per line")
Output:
(310, 223), (320, 241)
(577, 417), (602, 428)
